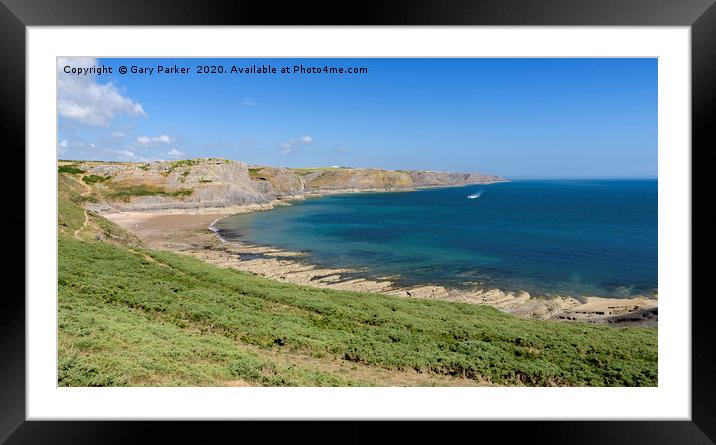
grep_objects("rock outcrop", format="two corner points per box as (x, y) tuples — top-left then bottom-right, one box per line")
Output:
(76, 158), (506, 213)
(409, 171), (501, 187)
(249, 167), (305, 197)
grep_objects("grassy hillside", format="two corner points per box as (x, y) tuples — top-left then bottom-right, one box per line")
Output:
(57, 173), (658, 387)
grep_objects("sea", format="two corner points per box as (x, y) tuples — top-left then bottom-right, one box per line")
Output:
(213, 179), (657, 298)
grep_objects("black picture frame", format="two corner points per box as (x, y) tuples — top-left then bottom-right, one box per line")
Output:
(2, 0), (714, 443)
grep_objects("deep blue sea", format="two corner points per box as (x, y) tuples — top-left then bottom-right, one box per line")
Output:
(214, 180), (657, 298)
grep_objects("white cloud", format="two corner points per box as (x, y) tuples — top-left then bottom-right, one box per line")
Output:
(58, 140), (68, 148)
(57, 57), (146, 126)
(335, 146), (350, 153)
(110, 131), (126, 138)
(168, 148), (185, 158)
(117, 149), (135, 157)
(241, 98), (258, 106)
(279, 135), (313, 155)
(155, 134), (173, 143)
(137, 134), (174, 145)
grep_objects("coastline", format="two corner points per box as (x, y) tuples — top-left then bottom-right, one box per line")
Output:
(103, 202), (658, 327)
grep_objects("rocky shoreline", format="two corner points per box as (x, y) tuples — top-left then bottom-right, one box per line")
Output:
(104, 206), (658, 327)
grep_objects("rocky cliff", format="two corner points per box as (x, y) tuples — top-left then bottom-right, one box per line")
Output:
(67, 158), (505, 213)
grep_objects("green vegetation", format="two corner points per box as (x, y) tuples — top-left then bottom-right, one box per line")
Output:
(57, 176), (658, 387)
(77, 194), (98, 204)
(82, 174), (111, 184)
(58, 261), (354, 386)
(58, 173), (89, 235)
(58, 164), (86, 175)
(106, 186), (193, 202)
(58, 196), (86, 233)
(203, 157), (232, 164)
(87, 211), (144, 246)
(171, 159), (199, 169)
(167, 159), (200, 173)
(139, 164), (150, 171)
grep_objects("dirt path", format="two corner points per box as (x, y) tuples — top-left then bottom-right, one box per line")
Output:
(71, 176), (92, 240)
(222, 340), (488, 387)
(74, 209), (89, 240)
(72, 175), (92, 197)
(128, 247), (187, 275)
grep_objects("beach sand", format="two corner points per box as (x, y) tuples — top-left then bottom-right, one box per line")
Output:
(104, 210), (658, 326)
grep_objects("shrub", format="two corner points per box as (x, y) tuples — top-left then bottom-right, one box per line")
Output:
(83, 175), (111, 184)
(107, 186), (193, 201)
(59, 165), (85, 175)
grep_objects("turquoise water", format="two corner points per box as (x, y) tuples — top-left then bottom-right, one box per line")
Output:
(214, 180), (657, 298)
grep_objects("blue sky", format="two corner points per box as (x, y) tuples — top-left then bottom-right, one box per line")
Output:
(57, 58), (657, 179)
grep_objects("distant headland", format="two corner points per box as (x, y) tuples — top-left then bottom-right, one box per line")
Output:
(59, 158), (506, 214)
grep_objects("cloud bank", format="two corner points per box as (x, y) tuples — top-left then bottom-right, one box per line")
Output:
(57, 57), (146, 127)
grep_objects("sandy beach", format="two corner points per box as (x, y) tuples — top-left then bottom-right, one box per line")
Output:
(104, 208), (658, 326)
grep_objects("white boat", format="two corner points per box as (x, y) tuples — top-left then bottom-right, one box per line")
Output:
(467, 192), (482, 199)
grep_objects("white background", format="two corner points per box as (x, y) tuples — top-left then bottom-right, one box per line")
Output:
(27, 27), (691, 420)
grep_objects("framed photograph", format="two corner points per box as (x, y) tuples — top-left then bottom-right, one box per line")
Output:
(5, 0), (715, 442)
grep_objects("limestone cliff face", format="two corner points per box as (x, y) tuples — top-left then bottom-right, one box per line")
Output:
(302, 169), (413, 191)
(250, 167), (306, 197)
(81, 159), (270, 213)
(77, 158), (505, 213)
